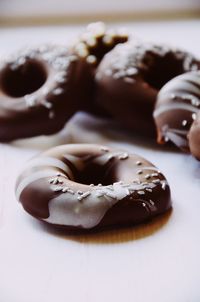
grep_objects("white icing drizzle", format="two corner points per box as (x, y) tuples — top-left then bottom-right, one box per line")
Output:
(44, 180), (158, 228)
(161, 76), (200, 96)
(165, 130), (188, 148)
(16, 169), (64, 201)
(153, 101), (199, 118)
(22, 156), (74, 179)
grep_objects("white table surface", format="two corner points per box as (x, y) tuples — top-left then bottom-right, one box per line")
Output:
(0, 20), (200, 302)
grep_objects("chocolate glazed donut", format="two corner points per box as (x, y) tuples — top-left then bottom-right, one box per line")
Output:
(15, 144), (171, 232)
(0, 45), (93, 141)
(95, 41), (200, 137)
(154, 71), (200, 152)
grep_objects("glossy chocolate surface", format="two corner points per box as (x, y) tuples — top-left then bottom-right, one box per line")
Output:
(95, 41), (200, 137)
(0, 45), (93, 141)
(16, 144), (171, 231)
(154, 71), (200, 152)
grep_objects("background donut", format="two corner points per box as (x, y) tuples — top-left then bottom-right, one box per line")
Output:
(0, 45), (93, 141)
(16, 144), (171, 232)
(94, 41), (200, 137)
(154, 71), (200, 152)
(73, 22), (129, 71)
(73, 22), (129, 116)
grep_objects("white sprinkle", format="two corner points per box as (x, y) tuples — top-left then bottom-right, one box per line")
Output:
(124, 77), (134, 84)
(182, 120), (187, 126)
(77, 191), (91, 201)
(103, 35), (113, 45)
(55, 74), (66, 83)
(138, 191), (145, 195)
(136, 161), (142, 166)
(152, 179), (160, 184)
(67, 189), (75, 195)
(53, 186), (63, 192)
(105, 192), (116, 199)
(86, 55), (97, 64)
(162, 182), (167, 190)
(53, 88), (64, 95)
(126, 67), (138, 76)
(192, 113), (197, 120)
(106, 185), (114, 191)
(86, 36), (96, 47)
(146, 188), (152, 192)
(96, 191), (105, 198)
(24, 94), (37, 107)
(151, 173), (158, 177)
(43, 100), (53, 109)
(137, 170), (143, 175)
(119, 153), (129, 160)
(62, 187), (69, 193)
(191, 99), (200, 107)
(100, 146), (109, 152)
(49, 178), (57, 184)
(145, 174), (151, 180)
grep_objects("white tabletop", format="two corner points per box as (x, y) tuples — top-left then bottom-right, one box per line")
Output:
(0, 20), (200, 302)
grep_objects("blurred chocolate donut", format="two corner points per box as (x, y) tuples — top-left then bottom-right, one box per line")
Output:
(95, 41), (200, 137)
(154, 71), (200, 151)
(0, 45), (93, 141)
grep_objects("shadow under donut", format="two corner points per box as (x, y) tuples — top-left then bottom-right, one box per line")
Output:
(37, 208), (172, 244)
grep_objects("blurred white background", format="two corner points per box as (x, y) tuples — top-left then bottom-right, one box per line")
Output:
(0, 0), (200, 25)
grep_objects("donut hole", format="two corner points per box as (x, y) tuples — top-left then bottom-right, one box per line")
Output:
(0, 59), (47, 98)
(76, 161), (117, 186)
(143, 53), (185, 90)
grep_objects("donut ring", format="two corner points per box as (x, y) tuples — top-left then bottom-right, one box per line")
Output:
(73, 22), (128, 70)
(154, 71), (200, 152)
(95, 41), (200, 136)
(15, 144), (171, 232)
(0, 45), (92, 141)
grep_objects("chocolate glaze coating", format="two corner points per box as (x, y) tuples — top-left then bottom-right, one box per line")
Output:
(154, 71), (200, 152)
(16, 144), (171, 232)
(0, 45), (93, 141)
(189, 112), (200, 160)
(95, 41), (200, 137)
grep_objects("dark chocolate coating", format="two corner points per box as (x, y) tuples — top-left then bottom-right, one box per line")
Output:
(154, 71), (200, 152)
(15, 144), (171, 232)
(95, 41), (200, 137)
(189, 112), (200, 160)
(0, 45), (93, 141)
